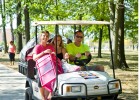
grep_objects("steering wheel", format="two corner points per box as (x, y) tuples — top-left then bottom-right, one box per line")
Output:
(74, 53), (92, 66)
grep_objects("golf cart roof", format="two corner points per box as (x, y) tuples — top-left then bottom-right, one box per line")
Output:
(33, 20), (110, 26)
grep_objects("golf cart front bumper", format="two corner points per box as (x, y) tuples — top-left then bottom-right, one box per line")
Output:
(52, 79), (122, 99)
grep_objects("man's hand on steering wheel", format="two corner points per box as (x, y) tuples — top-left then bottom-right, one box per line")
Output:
(74, 52), (92, 66)
(85, 51), (90, 57)
(75, 53), (82, 58)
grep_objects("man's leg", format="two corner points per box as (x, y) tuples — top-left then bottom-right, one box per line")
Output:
(94, 65), (104, 71)
(87, 65), (104, 71)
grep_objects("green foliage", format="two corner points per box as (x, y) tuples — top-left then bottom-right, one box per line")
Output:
(0, 42), (4, 46)
(124, 0), (138, 44)
(13, 24), (24, 35)
(1, 0), (138, 47)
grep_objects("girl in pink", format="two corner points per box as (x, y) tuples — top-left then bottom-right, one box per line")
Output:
(32, 30), (55, 100)
(8, 41), (16, 65)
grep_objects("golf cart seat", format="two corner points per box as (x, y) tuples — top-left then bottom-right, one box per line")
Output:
(27, 59), (36, 79)
(25, 47), (36, 79)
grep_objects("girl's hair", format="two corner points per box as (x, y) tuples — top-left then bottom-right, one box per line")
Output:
(41, 30), (50, 36)
(51, 35), (64, 48)
(10, 41), (14, 44)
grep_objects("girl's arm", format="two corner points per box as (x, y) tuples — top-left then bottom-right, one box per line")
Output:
(33, 51), (45, 61)
(33, 49), (52, 61)
(62, 48), (69, 60)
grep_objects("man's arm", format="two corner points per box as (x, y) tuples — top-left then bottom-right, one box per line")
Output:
(69, 53), (84, 62)
(69, 54), (76, 62)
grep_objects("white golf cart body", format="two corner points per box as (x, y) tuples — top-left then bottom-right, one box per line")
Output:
(57, 71), (121, 96)
(19, 20), (122, 100)
(31, 71), (121, 99)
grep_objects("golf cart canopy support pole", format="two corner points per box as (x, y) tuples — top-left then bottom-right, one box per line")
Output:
(54, 24), (59, 94)
(108, 25), (115, 79)
(35, 26), (38, 45)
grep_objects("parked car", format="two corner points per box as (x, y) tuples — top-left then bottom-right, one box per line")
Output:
(0, 46), (3, 52)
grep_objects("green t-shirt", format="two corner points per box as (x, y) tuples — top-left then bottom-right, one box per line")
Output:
(66, 43), (90, 63)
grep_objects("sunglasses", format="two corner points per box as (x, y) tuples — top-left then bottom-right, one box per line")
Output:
(76, 35), (83, 39)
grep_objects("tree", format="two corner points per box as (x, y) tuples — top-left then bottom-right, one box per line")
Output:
(109, 0), (119, 68)
(117, 0), (128, 68)
(0, 0), (137, 66)
(5, 1), (16, 42)
(9, 13), (14, 41)
(55, 0), (59, 34)
(124, 0), (138, 50)
(109, 0), (130, 69)
(0, 0), (7, 53)
(97, 26), (103, 58)
(24, 3), (30, 43)
(16, 1), (22, 53)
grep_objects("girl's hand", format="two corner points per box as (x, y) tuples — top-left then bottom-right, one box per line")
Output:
(44, 49), (52, 54)
(65, 53), (69, 60)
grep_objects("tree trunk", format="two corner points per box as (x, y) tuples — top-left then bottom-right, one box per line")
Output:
(16, 1), (22, 54)
(0, 0), (7, 53)
(109, 0), (118, 68)
(133, 45), (134, 50)
(10, 14), (14, 42)
(24, 5), (30, 43)
(74, 25), (76, 33)
(2, 16), (7, 53)
(55, 0), (59, 34)
(97, 26), (103, 58)
(114, 5), (119, 69)
(117, 0), (129, 68)
(78, 15), (82, 30)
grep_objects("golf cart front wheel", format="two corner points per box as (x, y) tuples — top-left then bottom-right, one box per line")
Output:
(112, 94), (118, 100)
(25, 87), (32, 100)
(102, 94), (118, 100)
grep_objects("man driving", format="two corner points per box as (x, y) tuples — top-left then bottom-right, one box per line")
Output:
(66, 30), (104, 71)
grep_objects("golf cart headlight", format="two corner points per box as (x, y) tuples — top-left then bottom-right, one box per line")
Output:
(66, 86), (71, 92)
(71, 86), (81, 92)
(66, 86), (81, 92)
(109, 82), (119, 89)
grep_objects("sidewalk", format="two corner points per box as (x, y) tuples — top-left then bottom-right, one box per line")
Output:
(0, 64), (26, 100)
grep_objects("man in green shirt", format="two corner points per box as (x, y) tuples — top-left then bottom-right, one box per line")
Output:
(66, 30), (104, 71)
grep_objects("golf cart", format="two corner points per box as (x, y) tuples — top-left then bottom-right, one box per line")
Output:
(18, 20), (122, 100)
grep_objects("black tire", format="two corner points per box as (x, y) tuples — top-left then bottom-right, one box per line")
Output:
(25, 87), (33, 100)
(102, 94), (118, 100)
(51, 98), (77, 100)
(113, 94), (118, 100)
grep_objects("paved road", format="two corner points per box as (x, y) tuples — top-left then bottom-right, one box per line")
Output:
(0, 64), (26, 100)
